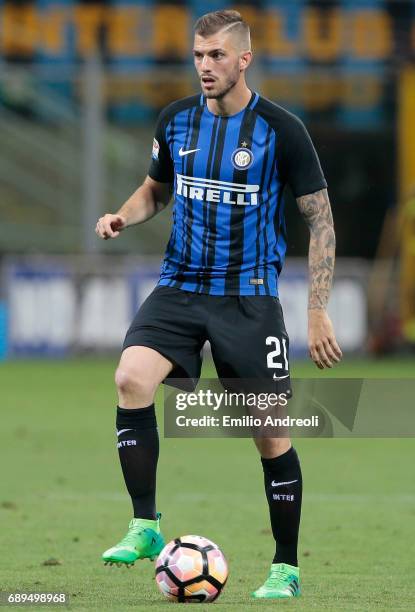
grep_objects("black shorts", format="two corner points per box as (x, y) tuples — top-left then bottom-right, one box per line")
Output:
(123, 285), (291, 394)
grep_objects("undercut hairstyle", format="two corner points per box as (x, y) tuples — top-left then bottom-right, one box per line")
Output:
(194, 10), (251, 52)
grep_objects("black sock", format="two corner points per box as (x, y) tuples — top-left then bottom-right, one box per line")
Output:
(116, 404), (159, 520)
(261, 446), (303, 567)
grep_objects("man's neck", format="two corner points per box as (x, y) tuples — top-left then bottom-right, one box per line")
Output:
(206, 82), (252, 117)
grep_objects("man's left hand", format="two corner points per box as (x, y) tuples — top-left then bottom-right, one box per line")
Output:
(308, 310), (342, 369)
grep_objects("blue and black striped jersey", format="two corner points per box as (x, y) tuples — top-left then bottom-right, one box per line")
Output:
(149, 91), (327, 296)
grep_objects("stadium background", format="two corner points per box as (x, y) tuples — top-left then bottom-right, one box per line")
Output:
(1, 1), (414, 610)
(1, 0), (415, 357)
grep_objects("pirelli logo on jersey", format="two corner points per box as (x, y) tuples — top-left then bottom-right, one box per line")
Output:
(176, 174), (260, 206)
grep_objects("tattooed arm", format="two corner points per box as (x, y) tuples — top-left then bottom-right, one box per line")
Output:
(296, 188), (335, 310)
(296, 188), (342, 369)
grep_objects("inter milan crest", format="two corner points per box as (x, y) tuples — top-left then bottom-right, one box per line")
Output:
(231, 146), (254, 170)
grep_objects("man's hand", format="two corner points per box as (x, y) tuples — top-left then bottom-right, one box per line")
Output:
(308, 309), (342, 369)
(95, 214), (127, 240)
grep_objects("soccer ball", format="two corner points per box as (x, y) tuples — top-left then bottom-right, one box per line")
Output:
(155, 535), (228, 603)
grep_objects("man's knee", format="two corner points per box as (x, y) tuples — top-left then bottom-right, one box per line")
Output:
(255, 437), (292, 459)
(115, 365), (157, 399)
(115, 346), (173, 406)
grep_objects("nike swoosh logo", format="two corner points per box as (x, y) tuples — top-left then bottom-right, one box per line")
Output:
(179, 147), (200, 157)
(273, 373), (289, 380)
(271, 479), (298, 487)
(116, 429), (134, 437)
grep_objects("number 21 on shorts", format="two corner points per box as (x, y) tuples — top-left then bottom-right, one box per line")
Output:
(266, 336), (289, 372)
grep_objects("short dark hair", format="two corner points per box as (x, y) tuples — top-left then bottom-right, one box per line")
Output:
(194, 10), (251, 50)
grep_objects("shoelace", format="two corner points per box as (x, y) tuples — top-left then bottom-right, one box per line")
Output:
(117, 524), (145, 548)
(266, 567), (291, 587)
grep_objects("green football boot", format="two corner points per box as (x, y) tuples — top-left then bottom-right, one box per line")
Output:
(102, 513), (165, 567)
(252, 563), (301, 599)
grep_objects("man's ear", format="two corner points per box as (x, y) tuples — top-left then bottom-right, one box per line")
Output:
(239, 51), (252, 72)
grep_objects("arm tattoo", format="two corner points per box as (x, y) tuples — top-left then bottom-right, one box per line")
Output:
(296, 188), (336, 310)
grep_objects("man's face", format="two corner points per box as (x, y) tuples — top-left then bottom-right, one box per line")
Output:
(193, 31), (244, 99)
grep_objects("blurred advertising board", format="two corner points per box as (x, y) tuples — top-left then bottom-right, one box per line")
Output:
(3, 257), (367, 357)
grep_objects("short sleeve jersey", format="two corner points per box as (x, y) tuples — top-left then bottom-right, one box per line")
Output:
(149, 91), (327, 296)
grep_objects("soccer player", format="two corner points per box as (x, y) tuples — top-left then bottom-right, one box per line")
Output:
(96, 10), (342, 599)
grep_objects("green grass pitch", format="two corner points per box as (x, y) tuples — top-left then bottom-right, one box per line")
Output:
(1, 357), (414, 611)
